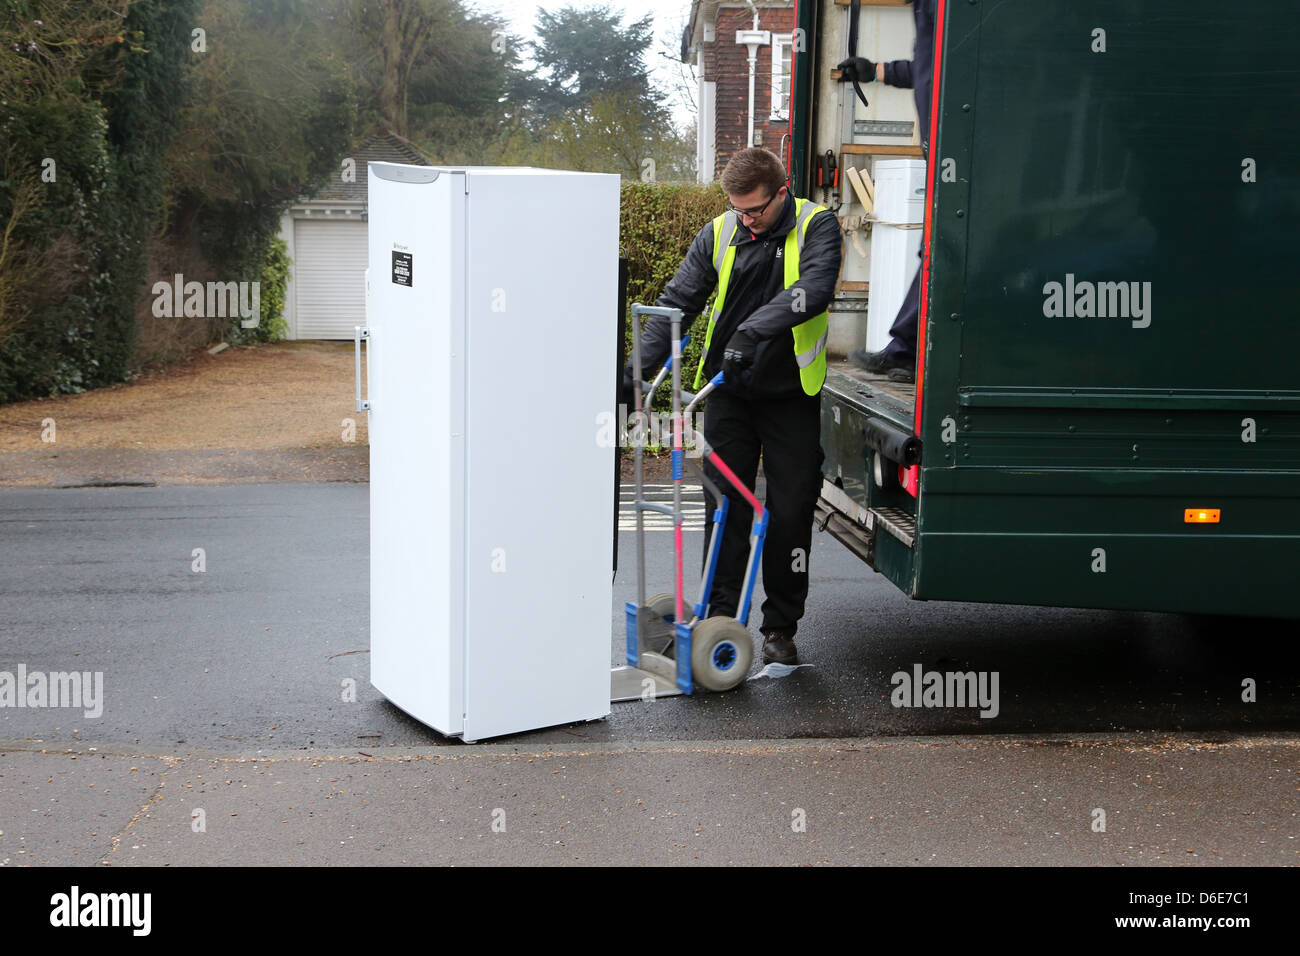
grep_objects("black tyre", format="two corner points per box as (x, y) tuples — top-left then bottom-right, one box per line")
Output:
(689, 617), (754, 692)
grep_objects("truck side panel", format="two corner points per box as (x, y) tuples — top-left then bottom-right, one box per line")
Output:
(915, 0), (1300, 617)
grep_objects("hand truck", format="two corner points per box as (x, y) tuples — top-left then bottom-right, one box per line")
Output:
(611, 304), (770, 700)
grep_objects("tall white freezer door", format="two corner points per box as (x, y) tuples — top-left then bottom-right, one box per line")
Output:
(368, 166), (464, 734)
(366, 164), (618, 741)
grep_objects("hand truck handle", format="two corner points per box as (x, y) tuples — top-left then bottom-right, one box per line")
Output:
(632, 304), (684, 321)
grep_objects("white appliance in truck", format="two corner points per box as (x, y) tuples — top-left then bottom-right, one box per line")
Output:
(362, 163), (619, 741)
(866, 159), (927, 353)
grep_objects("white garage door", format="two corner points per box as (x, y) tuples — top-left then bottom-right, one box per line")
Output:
(293, 218), (368, 339)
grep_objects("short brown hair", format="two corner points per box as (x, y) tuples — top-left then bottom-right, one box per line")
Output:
(720, 147), (787, 198)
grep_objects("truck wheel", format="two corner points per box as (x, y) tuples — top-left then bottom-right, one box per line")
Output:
(872, 451), (901, 491)
(690, 617), (753, 692)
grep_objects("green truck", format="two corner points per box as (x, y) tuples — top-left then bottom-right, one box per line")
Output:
(787, 0), (1299, 617)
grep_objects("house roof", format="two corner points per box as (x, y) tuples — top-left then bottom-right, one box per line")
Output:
(308, 130), (433, 203)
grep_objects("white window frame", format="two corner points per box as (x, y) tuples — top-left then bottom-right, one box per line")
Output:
(770, 33), (794, 121)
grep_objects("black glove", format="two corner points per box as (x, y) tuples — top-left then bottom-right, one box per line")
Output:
(836, 56), (875, 107)
(836, 56), (876, 82)
(722, 329), (758, 384)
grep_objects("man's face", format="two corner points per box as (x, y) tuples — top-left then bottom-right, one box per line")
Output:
(727, 184), (787, 235)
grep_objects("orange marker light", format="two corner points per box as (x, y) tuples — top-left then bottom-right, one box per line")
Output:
(1184, 508), (1221, 524)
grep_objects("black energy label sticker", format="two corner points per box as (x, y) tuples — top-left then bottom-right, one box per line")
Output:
(392, 251), (412, 287)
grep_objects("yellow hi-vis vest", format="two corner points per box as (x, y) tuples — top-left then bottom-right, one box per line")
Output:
(694, 196), (830, 396)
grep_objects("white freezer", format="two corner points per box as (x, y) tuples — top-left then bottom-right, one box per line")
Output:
(866, 159), (926, 353)
(365, 163), (619, 741)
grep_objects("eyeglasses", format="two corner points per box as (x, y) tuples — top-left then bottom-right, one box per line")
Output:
(728, 191), (780, 220)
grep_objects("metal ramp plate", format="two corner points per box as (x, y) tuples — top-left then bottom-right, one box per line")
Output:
(612, 653), (684, 702)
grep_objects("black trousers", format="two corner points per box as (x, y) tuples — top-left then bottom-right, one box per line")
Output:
(698, 387), (824, 636)
(883, 252), (921, 361)
(885, 147), (928, 362)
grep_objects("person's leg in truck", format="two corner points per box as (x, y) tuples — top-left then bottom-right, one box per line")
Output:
(848, 259), (919, 383)
(847, 0), (934, 385)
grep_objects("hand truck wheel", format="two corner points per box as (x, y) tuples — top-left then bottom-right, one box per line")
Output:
(690, 617), (754, 692)
(642, 592), (678, 657)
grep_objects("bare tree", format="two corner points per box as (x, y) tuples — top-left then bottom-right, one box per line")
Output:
(654, 15), (698, 118)
(347, 0), (450, 136)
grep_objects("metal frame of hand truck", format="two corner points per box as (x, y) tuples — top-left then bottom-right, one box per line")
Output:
(611, 304), (769, 701)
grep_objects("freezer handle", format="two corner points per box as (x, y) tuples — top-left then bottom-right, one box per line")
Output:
(354, 326), (371, 412)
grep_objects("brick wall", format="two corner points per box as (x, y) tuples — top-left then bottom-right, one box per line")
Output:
(703, 5), (797, 181)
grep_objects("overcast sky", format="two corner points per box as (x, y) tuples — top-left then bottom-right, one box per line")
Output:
(475, 0), (698, 127)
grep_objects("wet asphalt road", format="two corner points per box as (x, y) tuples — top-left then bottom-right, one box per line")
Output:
(1, 483), (1297, 753)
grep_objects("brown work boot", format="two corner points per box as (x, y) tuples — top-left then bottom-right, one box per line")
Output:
(760, 628), (798, 665)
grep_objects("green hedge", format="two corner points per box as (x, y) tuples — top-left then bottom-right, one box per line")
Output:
(0, 99), (115, 398)
(0, 0), (346, 403)
(0, 0), (198, 402)
(620, 181), (728, 408)
(252, 236), (290, 343)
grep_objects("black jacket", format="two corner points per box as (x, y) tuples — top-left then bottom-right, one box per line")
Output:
(636, 191), (842, 399)
(880, 0), (936, 156)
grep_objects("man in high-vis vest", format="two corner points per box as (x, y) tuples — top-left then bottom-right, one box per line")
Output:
(624, 148), (842, 665)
